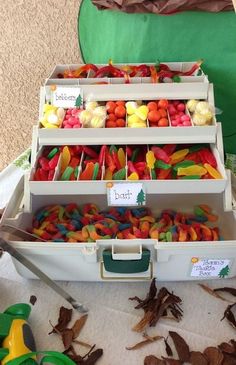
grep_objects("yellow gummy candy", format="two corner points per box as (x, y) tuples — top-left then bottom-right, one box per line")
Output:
(127, 114), (142, 125)
(146, 151), (156, 169)
(129, 122), (147, 128)
(170, 149), (189, 164)
(118, 148), (126, 168)
(204, 163), (223, 179)
(104, 168), (113, 180)
(44, 123), (58, 129)
(61, 146), (71, 173)
(126, 101), (138, 115)
(135, 105), (149, 121)
(177, 165), (207, 176)
(128, 172), (139, 180)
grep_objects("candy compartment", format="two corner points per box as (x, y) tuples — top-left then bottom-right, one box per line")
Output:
(39, 99), (216, 131)
(29, 143), (226, 196)
(45, 62), (207, 85)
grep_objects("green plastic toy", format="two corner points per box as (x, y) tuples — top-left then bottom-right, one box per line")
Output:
(0, 303), (75, 365)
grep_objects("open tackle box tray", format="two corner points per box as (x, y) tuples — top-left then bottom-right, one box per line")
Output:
(37, 82), (217, 146)
(28, 141), (227, 195)
(45, 62), (208, 86)
(0, 175), (236, 282)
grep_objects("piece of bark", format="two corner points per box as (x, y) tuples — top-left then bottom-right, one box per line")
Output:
(222, 354), (236, 365)
(82, 349), (103, 365)
(214, 288), (236, 297)
(62, 328), (74, 350)
(72, 315), (88, 339)
(169, 331), (190, 362)
(129, 278), (157, 310)
(203, 346), (224, 365)
(49, 306), (72, 334)
(29, 295), (37, 306)
(144, 355), (165, 365)
(199, 284), (231, 302)
(161, 358), (182, 365)
(221, 303), (236, 329)
(164, 338), (173, 357)
(190, 351), (208, 365)
(126, 335), (163, 350)
(218, 342), (236, 355)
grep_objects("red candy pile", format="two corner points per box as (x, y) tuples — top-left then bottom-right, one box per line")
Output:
(105, 101), (126, 128)
(168, 101), (192, 127)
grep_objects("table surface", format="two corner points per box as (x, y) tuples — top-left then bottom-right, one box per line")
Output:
(0, 252), (235, 365)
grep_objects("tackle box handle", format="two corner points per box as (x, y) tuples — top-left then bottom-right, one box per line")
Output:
(102, 248), (150, 274)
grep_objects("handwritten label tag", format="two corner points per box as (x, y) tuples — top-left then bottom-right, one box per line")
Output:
(51, 87), (82, 108)
(190, 258), (231, 278)
(107, 182), (146, 207)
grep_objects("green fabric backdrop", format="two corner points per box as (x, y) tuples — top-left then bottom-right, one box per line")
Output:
(78, 0), (236, 153)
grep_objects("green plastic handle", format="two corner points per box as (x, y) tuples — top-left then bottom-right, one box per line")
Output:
(6, 352), (76, 365)
(103, 248), (150, 274)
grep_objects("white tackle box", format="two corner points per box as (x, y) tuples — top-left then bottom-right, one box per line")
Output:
(1, 62), (236, 282)
(1, 173), (236, 281)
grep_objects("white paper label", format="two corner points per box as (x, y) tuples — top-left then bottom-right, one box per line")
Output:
(52, 87), (82, 108)
(191, 259), (230, 278)
(107, 183), (146, 206)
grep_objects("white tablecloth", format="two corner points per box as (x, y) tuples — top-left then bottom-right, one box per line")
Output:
(0, 252), (235, 365)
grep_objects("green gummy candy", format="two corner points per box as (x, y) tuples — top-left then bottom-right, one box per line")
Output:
(155, 160), (171, 170)
(47, 147), (58, 159)
(151, 169), (156, 180)
(58, 206), (64, 220)
(194, 206), (205, 216)
(188, 144), (206, 153)
(92, 162), (99, 180)
(61, 166), (74, 181)
(74, 166), (79, 179)
(180, 175), (201, 180)
(109, 145), (118, 154)
(159, 232), (166, 240)
(172, 75), (181, 83)
(166, 231), (172, 242)
(113, 168), (126, 180)
(131, 148), (140, 162)
(173, 160), (195, 171)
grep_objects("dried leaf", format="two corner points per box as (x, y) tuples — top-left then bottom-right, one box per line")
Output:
(62, 328), (74, 350)
(161, 357), (183, 364)
(29, 295), (37, 306)
(199, 284), (231, 302)
(73, 340), (92, 348)
(190, 351), (208, 365)
(49, 306), (72, 334)
(221, 303), (236, 329)
(218, 342), (236, 355)
(132, 289), (182, 332)
(230, 340), (236, 351)
(203, 346), (224, 365)
(222, 354), (236, 365)
(169, 331), (190, 362)
(214, 288), (236, 297)
(144, 355), (165, 365)
(126, 335), (163, 350)
(72, 314), (88, 339)
(165, 338), (173, 357)
(132, 311), (153, 332)
(82, 349), (103, 365)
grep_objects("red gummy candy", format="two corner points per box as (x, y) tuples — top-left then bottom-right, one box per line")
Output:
(48, 154), (59, 169)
